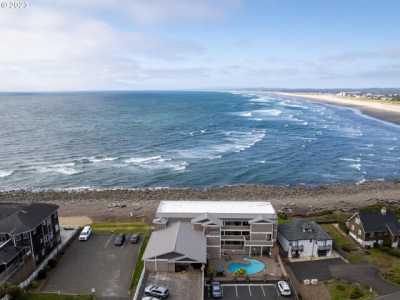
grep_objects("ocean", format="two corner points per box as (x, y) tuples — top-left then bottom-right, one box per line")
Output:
(0, 91), (399, 191)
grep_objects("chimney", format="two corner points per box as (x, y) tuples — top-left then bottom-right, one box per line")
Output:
(381, 207), (387, 216)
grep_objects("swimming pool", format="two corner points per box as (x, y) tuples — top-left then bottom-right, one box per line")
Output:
(227, 258), (265, 275)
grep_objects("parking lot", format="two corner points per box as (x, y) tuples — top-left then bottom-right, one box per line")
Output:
(138, 271), (203, 300)
(204, 283), (296, 300)
(42, 233), (141, 300)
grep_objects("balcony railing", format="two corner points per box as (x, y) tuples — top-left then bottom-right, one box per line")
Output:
(244, 240), (273, 247)
(222, 225), (250, 231)
(291, 245), (304, 251)
(318, 245), (331, 251)
(221, 235), (245, 241)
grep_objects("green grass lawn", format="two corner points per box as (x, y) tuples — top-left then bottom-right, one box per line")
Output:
(364, 249), (400, 285)
(321, 224), (364, 263)
(19, 293), (94, 300)
(129, 231), (150, 293)
(91, 222), (150, 234)
(326, 280), (376, 300)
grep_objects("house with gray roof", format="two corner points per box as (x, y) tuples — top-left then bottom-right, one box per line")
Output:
(143, 200), (277, 272)
(346, 207), (400, 248)
(278, 219), (333, 259)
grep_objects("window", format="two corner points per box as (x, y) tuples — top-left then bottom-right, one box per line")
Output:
(266, 234), (272, 241)
(358, 229), (362, 236)
(23, 233), (30, 240)
(355, 218), (360, 225)
(351, 225), (355, 231)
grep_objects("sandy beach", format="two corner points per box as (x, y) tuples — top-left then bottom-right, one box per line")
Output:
(277, 92), (400, 125)
(1, 182), (400, 222)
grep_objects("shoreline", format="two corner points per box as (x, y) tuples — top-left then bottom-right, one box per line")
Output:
(1, 181), (400, 222)
(276, 92), (400, 125)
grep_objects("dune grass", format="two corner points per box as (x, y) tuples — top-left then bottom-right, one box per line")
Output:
(91, 222), (150, 234)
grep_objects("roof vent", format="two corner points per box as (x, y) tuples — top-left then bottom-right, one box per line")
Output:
(302, 223), (313, 233)
(381, 207), (387, 216)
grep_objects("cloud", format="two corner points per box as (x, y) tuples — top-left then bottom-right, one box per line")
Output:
(324, 48), (400, 63)
(0, 2), (214, 91)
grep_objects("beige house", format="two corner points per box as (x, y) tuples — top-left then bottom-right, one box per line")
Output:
(143, 201), (277, 272)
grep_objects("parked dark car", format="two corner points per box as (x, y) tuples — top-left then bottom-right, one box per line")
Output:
(144, 285), (169, 299)
(113, 233), (126, 246)
(129, 233), (140, 244)
(211, 281), (223, 298)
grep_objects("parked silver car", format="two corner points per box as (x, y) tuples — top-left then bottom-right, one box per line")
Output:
(144, 285), (169, 299)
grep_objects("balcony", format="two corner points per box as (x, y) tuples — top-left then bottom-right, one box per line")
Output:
(222, 225), (250, 231)
(244, 240), (273, 247)
(221, 235), (245, 241)
(291, 245), (304, 251)
(318, 245), (331, 251)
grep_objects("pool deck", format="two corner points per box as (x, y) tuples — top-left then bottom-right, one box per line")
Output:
(208, 255), (283, 282)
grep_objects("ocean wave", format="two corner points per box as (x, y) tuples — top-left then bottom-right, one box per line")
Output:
(340, 157), (361, 162)
(0, 170), (14, 178)
(176, 129), (266, 160)
(350, 163), (362, 171)
(36, 163), (81, 175)
(89, 156), (118, 163)
(124, 155), (187, 171)
(252, 109), (282, 117)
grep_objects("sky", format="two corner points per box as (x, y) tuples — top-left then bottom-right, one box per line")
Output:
(0, 0), (399, 91)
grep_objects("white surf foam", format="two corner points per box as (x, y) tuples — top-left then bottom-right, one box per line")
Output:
(124, 155), (187, 171)
(251, 109), (282, 117)
(176, 129), (266, 161)
(0, 170), (13, 178)
(89, 156), (118, 163)
(36, 163), (81, 175)
(340, 157), (361, 162)
(350, 163), (362, 171)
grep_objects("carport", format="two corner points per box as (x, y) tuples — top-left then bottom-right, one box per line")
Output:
(143, 222), (207, 272)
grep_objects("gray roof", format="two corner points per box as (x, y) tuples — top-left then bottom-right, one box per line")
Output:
(191, 213), (223, 226)
(278, 219), (332, 241)
(358, 211), (400, 234)
(0, 202), (59, 234)
(143, 222), (206, 263)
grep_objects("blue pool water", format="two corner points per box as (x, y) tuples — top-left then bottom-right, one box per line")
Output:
(227, 258), (265, 275)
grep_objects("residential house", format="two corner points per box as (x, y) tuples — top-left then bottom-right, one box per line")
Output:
(278, 219), (333, 259)
(0, 202), (61, 283)
(346, 207), (400, 248)
(143, 201), (277, 272)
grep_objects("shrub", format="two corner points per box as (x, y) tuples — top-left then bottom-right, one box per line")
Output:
(235, 268), (247, 277)
(29, 280), (39, 289)
(37, 269), (47, 280)
(48, 258), (58, 268)
(350, 286), (364, 299)
(335, 284), (346, 291)
(5, 285), (23, 300)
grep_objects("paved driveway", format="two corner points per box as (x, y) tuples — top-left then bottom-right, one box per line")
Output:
(205, 284), (296, 300)
(288, 258), (345, 281)
(42, 234), (141, 300)
(330, 263), (400, 295)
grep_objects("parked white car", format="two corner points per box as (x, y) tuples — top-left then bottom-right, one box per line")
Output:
(277, 280), (292, 297)
(142, 297), (159, 300)
(79, 225), (92, 241)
